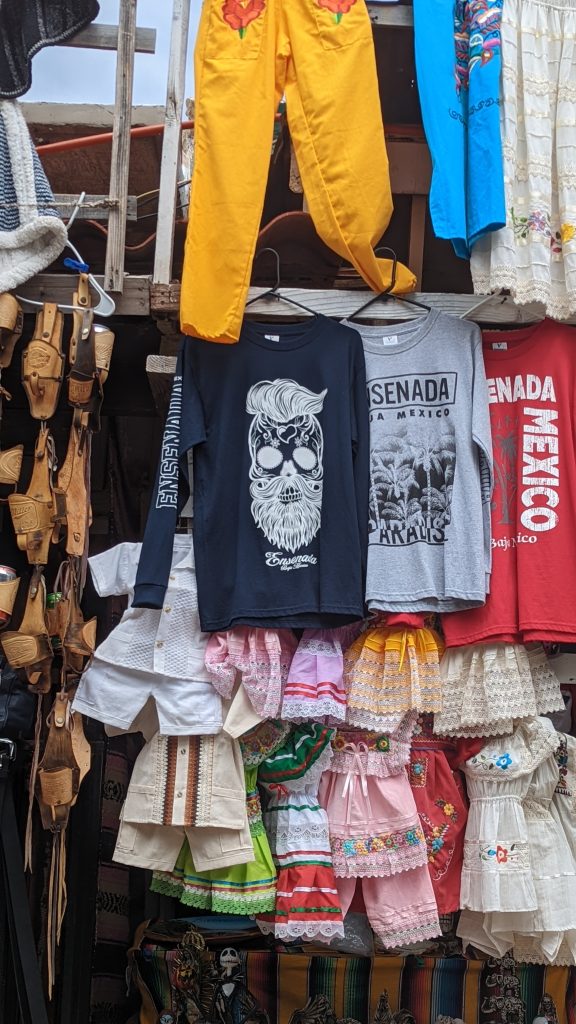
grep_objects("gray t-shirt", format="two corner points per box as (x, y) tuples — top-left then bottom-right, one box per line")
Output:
(344, 310), (493, 612)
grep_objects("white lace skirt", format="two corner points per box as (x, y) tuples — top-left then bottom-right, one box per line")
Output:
(471, 0), (576, 319)
(434, 643), (563, 737)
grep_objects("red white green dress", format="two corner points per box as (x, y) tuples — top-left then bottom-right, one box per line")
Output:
(256, 723), (344, 942)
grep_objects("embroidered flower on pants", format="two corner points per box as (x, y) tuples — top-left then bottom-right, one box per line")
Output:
(496, 845), (508, 863)
(561, 223), (576, 245)
(495, 753), (512, 769)
(222, 0), (265, 38)
(410, 758), (428, 787)
(405, 829), (421, 846)
(317, 0), (358, 25)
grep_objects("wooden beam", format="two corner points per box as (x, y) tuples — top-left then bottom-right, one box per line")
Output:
(367, 3), (414, 27)
(150, 281), (181, 314)
(17, 274), (150, 316)
(61, 23), (156, 53)
(150, 283), (564, 324)
(408, 195), (427, 289)
(104, 0), (137, 293)
(53, 194), (137, 221)
(388, 140), (431, 196)
(23, 103), (165, 130)
(153, 0), (192, 286)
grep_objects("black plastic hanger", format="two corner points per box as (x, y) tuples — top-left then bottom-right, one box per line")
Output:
(245, 248), (320, 317)
(347, 247), (432, 321)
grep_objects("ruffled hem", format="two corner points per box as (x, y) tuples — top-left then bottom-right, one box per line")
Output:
(375, 916), (442, 949)
(256, 918), (345, 941)
(347, 706), (435, 734)
(434, 718), (514, 738)
(150, 875), (277, 915)
(205, 627), (297, 717)
(435, 644), (563, 736)
(471, 272), (576, 321)
(514, 936), (576, 966)
(460, 862), (537, 914)
(527, 646), (565, 713)
(344, 627), (443, 718)
(281, 698), (347, 723)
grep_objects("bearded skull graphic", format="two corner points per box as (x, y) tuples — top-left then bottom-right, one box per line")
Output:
(246, 379), (327, 553)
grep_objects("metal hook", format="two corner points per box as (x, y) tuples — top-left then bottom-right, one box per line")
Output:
(253, 247), (281, 292)
(66, 191), (86, 232)
(15, 189), (116, 317)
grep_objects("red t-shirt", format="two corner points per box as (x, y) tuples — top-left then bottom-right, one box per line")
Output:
(443, 320), (576, 646)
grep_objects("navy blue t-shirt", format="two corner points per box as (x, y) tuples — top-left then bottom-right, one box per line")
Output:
(134, 316), (369, 630)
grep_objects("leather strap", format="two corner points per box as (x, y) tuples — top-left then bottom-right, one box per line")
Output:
(0, 577), (19, 618)
(1, 632), (52, 670)
(67, 378), (94, 405)
(8, 493), (58, 535)
(56, 424), (91, 558)
(68, 275), (92, 367)
(36, 692), (80, 830)
(64, 618), (97, 660)
(0, 742), (49, 1024)
(52, 561), (95, 682)
(0, 574), (53, 692)
(0, 294), (23, 370)
(67, 695), (91, 805)
(8, 427), (65, 566)
(0, 444), (23, 487)
(67, 283), (111, 432)
(21, 304), (65, 421)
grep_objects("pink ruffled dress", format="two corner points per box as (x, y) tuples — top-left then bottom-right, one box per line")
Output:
(205, 626), (297, 718)
(319, 711), (441, 948)
(281, 628), (348, 723)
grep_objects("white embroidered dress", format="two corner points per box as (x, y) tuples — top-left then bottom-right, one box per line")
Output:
(471, 0), (576, 318)
(512, 728), (576, 965)
(459, 718), (559, 913)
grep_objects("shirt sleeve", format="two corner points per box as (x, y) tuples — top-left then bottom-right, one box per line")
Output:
(351, 340), (370, 595)
(133, 341), (207, 609)
(471, 337), (494, 588)
(88, 543), (141, 597)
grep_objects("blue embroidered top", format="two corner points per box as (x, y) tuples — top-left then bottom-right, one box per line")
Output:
(413, 0), (506, 258)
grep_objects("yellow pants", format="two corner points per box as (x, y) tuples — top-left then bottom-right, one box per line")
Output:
(181, 0), (416, 343)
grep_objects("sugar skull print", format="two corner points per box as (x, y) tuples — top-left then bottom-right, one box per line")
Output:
(246, 379), (327, 554)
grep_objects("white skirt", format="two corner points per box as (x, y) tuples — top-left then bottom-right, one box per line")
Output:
(471, 0), (576, 319)
(434, 643), (563, 737)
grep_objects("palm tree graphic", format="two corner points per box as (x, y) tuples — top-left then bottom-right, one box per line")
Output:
(492, 423), (517, 525)
(409, 435), (456, 527)
(383, 496), (424, 529)
(421, 484), (454, 527)
(370, 450), (418, 540)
